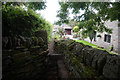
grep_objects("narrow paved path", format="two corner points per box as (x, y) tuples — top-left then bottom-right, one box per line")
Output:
(57, 60), (69, 78)
(48, 38), (54, 54)
(45, 38), (70, 79)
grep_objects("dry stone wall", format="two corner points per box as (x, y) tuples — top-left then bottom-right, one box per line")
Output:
(2, 30), (49, 80)
(54, 39), (120, 79)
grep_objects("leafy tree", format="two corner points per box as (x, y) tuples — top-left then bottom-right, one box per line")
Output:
(57, 27), (65, 38)
(67, 20), (79, 27)
(56, 2), (118, 42)
(25, 2), (46, 11)
(55, 2), (70, 25)
(2, 2), (46, 11)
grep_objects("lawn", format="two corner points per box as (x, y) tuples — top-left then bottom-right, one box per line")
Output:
(76, 40), (98, 47)
(76, 40), (116, 55)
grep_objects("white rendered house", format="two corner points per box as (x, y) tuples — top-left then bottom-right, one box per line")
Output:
(84, 20), (120, 53)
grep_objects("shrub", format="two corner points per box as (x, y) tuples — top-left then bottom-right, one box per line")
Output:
(2, 4), (52, 42)
(73, 26), (79, 32)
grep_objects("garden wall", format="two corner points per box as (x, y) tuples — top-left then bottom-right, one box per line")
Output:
(54, 39), (120, 79)
(2, 30), (49, 80)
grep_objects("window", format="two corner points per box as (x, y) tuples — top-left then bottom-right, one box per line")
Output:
(94, 31), (96, 41)
(104, 34), (111, 43)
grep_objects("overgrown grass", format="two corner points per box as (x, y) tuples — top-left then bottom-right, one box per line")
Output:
(76, 40), (116, 55)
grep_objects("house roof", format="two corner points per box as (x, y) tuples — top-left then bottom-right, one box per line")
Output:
(61, 24), (72, 29)
(64, 26), (72, 29)
(53, 24), (72, 32)
(53, 25), (61, 31)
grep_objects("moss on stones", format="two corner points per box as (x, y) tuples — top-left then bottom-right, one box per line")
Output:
(54, 39), (120, 79)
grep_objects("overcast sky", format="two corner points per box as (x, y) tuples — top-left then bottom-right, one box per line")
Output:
(36, 0), (60, 24)
(36, 0), (86, 24)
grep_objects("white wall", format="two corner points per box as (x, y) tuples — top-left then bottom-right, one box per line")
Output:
(84, 20), (119, 52)
(118, 25), (120, 53)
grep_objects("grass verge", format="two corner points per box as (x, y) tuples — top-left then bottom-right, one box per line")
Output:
(76, 40), (116, 55)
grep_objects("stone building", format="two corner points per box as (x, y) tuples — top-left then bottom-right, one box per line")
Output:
(53, 24), (72, 35)
(84, 20), (120, 53)
(62, 24), (72, 35)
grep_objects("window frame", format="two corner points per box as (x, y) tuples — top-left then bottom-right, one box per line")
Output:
(104, 34), (111, 43)
(94, 31), (97, 42)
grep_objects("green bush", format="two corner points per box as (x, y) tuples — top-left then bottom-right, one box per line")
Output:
(73, 26), (79, 32)
(2, 4), (52, 42)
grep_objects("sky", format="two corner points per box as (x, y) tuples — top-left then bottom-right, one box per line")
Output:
(36, 0), (86, 25)
(36, 0), (60, 24)
(35, 0), (117, 25)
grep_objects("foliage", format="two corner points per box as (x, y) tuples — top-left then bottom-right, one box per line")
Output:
(73, 26), (79, 32)
(67, 20), (79, 27)
(56, 2), (119, 41)
(81, 30), (88, 39)
(88, 31), (94, 42)
(83, 19), (96, 42)
(55, 2), (70, 25)
(56, 27), (65, 38)
(25, 2), (46, 11)
(2, 4), (52, 42)
(35, 20), (53, 42)
(44, 21), (53, 42)
(53, 35), (60, 39)
(110, 45), (114, 51)
(2, 2), (46, 11)
(2, 5), (33, 36)
(58, 2), (120, 22)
